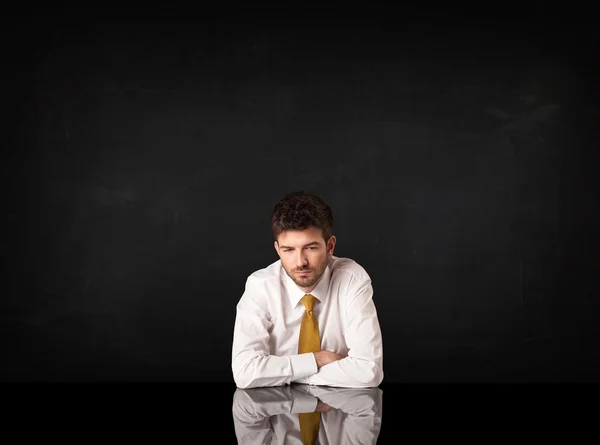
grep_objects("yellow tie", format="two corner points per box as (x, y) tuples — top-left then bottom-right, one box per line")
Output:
(298, 294), (320, 354)
(298, 294), (321, 445)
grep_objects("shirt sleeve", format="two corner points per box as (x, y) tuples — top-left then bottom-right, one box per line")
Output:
(231, 276), (318, 389)
(306, 272), (384, 388)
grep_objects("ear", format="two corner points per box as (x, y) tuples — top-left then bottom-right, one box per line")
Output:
(274, 240), (281, 257)
(326, 235), (336, 257)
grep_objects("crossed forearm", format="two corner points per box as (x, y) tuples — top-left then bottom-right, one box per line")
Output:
(313, 350), (344, 369)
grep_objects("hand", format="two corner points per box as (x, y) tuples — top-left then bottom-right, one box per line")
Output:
(315, 402), (334, 413)
(313, 350), (343, 369)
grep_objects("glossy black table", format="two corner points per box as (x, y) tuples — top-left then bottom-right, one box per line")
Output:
(4, 379), (591, 443)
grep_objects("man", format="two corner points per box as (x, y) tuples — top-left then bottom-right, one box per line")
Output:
(231, 191), (384, 389)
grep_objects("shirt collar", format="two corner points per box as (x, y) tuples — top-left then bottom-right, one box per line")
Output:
(282, 259), (332, 308)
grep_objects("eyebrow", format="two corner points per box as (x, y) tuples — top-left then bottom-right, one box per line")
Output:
(279, 241), (321, 249)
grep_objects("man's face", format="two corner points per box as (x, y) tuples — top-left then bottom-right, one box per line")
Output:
(274, 226), (336, 293)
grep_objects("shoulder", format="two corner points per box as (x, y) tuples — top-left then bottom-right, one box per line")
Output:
(243, 259), (284, 295)
(329, 256), (371, 285)
(236, 259), (283, 310)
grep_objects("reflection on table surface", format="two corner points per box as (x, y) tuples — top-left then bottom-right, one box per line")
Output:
(232, 383), (383, 445)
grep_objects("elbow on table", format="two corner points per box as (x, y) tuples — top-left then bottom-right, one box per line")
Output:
(372, 365), (384, 387)
(232, 359), (284, 389)
(233, 375), (258, 389)
(232, 362), (259, 389)
(233, 373), (286, 389)
(353, 361), (384, 387)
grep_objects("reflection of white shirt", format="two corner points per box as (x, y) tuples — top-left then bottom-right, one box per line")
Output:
(231, 256), (384, 389)
(232, 384), (383, 445)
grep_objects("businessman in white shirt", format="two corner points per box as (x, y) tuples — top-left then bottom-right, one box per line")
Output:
(231, 191), (384, 389)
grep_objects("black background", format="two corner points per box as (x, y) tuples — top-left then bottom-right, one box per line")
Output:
(2, 6), (599, 383)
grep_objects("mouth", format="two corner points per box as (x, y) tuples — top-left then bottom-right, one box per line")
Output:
(296, 270), (311, 276)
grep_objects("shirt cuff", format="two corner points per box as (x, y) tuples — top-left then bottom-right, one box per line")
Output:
(290, 352), (318, 379)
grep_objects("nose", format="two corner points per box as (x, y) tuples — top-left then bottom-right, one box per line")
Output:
(295, 251), (308, 268)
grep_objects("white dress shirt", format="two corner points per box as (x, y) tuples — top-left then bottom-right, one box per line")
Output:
(231, 255), (384, 389)
(232, 384), (383, 445)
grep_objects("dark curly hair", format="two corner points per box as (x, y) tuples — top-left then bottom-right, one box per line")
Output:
(271, 191), (334, 242)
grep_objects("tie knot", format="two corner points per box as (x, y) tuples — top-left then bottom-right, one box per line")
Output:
(301, 294), (317, 312)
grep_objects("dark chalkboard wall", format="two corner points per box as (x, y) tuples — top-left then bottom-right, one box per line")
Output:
(2, 8), (599, 382)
